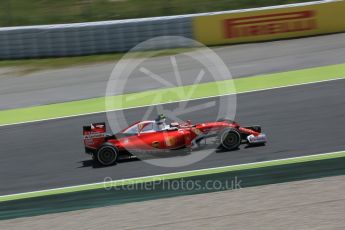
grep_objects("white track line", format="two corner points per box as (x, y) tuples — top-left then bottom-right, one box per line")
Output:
(0, 76), (344, 128)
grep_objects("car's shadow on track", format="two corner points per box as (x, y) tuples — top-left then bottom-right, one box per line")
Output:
(214, 148), (239, 153)
(78, 145), (266, 168)
(244, 143), (266, 149)
(77, 149), (193, 168)
(214, 144), (266, 153)
(78, 158), (140, 169)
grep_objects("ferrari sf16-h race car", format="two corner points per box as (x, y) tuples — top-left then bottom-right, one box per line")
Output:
(83, 116), (267, 166)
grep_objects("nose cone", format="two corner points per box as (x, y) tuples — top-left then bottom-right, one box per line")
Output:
(247, 133), (267, 144)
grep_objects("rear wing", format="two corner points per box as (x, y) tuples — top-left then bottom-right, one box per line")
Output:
(83, 122), (107, 150)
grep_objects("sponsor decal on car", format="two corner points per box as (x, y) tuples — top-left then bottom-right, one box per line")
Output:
(247, 134), (267, 143)
(151, 141), (160, 148)
(165, 136), (176, 147)
(191, 127), (203, 135)
(83, 132), (105, 140)
(84, 139), (94, 145)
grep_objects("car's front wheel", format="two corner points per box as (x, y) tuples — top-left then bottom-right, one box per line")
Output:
(218, 128), (241, 150)
(96, 144), (118, 166)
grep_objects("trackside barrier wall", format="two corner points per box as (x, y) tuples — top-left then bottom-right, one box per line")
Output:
(0, 1), (344, 59)
(193, 0), (345, 45)
(0, 16), (193, 59)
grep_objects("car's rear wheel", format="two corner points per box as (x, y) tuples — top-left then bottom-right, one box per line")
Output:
(96, 144), (118, 166)
(219, 128), (241, 150)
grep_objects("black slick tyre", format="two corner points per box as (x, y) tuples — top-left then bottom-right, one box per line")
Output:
(218, 128), (241, 150)
(96, 143), (118, 166)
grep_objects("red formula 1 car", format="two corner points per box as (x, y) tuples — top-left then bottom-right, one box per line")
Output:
(83, 116), (267, 166)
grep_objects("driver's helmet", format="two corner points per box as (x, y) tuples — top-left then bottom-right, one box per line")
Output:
(155, 114), (166, 125)
(154, 114), (166, 131)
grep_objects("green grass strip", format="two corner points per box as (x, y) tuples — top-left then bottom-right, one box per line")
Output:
(0, 150), (345, 202)
(0, 0), (313, 27)
(0, 63), (345, 126)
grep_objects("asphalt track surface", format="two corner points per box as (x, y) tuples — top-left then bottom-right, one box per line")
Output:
(1, 78), (345, 195)
(1, 33), (345, 109)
